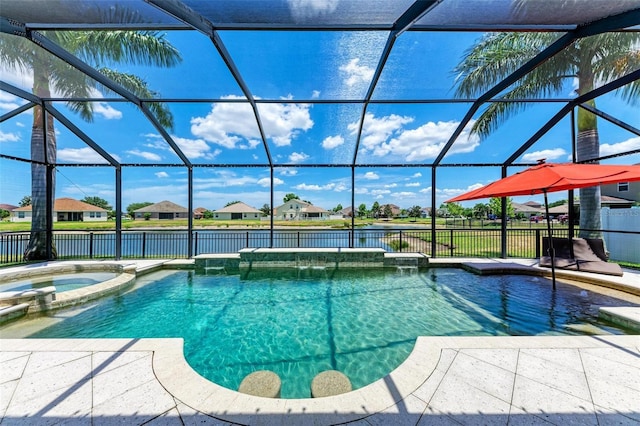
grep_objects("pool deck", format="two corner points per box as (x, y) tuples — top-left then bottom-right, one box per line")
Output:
(1, 258), (639, 425)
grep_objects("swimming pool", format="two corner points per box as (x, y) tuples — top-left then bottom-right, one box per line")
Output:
(0, 272), (119, 293)
(0, 267), (637, 398)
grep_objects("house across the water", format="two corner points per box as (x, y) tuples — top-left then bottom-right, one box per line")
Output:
(11, 198), (108, 222)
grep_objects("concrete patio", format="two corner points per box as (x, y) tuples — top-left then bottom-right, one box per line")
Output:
(1, 335), (639, 425)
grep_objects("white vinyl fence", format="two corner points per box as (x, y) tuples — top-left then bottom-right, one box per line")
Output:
(601, 207), (640, 263)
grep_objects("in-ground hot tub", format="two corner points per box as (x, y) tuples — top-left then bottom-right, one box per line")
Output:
(0, 262), (137, 322)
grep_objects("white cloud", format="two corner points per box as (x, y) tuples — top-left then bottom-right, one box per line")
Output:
(312, 90), (321, 99)
(363, 171), (379, 180)
(140, 134), (221, 160)
(0, 91), (22, 111)
(257, 177), (284, 187)
(405, 182), (421, 187)
(333, 182), (347, 192)
(58, 147), (120, 163)
(0, 67), (121, 119)
(392, 191), (417, 199)
(173, 136), (221, 160)
(322, 135), (344, 149)
(240, 140), (261, 150)
(412, 172), (422, 177)
(287, 0), (339, 21)
(93, 102), (122, 120)
(350, 113), (480, 161)
(193, 172), (258, 189)
(354, 187), (369, 194)
(61, 182), (115, 201)
(191, 95), (313, 148)
(295, 183), (332, 191)
(371, 189), (390, 196)
(0, 130), (20, 142)
(384, 183), (397, 188)
(600, 136), (640, 157)
(126, 150), (162, 161)
(289, 152), (309, 163)
(350, 113), (413, 151)
(340, 58), (374, 87)
(279, 168), (298, 176)
(522, 148), (566, 162)
(441, 183), (484, 200)
(155, 171), (169, 178)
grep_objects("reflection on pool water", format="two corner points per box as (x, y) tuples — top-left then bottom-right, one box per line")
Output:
(0, 272), (119, 293)
(0, 268), (637, 398)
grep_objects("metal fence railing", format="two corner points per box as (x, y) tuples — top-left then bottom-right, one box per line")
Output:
(1, 228), (636, 265)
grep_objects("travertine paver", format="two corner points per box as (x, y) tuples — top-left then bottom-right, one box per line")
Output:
(1, 338), (639, 425)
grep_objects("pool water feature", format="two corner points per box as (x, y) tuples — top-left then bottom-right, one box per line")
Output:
(1, 267), (637, 398)
(0, 272), (119, 293)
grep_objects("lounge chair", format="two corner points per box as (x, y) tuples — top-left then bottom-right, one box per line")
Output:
(539, 237), (623, 276)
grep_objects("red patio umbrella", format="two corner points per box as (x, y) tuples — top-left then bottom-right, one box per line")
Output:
(447, 161), (640, 287)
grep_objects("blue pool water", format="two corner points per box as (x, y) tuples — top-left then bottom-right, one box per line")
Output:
(1, 268), (637, 398)
(0, 272), (118, 293)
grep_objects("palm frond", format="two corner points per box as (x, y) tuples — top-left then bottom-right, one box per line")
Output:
(0, 33), (33, 73)
(452, 31), (640, 139)
(97, 68), (174, 129)
(453, 32), (561, 98)
(72, 31), (182, 68)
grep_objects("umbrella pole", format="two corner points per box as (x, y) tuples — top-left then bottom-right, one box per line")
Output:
(543, 190), (556, 289)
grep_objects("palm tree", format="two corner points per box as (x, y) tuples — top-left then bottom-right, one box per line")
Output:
(0, 26), (181, 260)
(472, 202), (489, 219)
(453, 32), (640, 239)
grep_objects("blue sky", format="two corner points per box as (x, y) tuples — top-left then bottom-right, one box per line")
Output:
(1, 27), (639, 212)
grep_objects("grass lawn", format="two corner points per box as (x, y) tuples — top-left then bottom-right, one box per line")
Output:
(0, 218), (377, 232)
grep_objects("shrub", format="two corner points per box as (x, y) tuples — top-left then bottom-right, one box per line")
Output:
(388, 240), (410, 251)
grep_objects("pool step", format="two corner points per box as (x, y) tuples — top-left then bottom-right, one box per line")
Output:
(0, 286), (56, 315)
(599, 307), (640, 332)
(203, 266), (226, 275)
(0, 302), (30, 323)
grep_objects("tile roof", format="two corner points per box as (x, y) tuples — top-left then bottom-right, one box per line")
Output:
(133, 200), (188, 213)
(214, 202), (261, 214)
(304, 205), (330, 213)
(12, 198), (108, 212)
